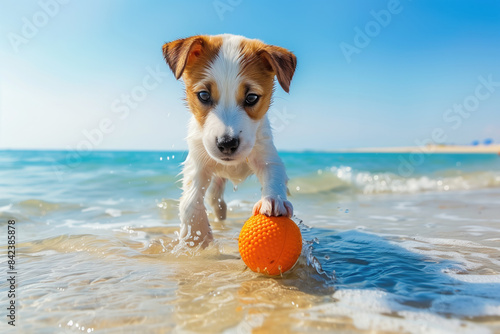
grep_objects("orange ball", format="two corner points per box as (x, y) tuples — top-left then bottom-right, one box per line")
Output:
(238, 214), (302, 276)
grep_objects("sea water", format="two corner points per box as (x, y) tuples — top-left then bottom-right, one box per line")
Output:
(1, 150), (500, 333)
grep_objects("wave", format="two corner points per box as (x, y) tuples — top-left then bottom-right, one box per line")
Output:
(289, 166), (500, 195)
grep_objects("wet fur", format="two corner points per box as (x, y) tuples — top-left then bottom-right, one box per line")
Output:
(163, 34), (296, 246)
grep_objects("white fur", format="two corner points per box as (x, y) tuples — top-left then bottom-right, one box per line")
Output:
(178, 34), (293, 247)
(201, 35), (258, 164)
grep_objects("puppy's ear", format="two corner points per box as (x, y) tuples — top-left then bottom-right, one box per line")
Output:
(259, 46), (297, 93)
(163, 36), (205, 79)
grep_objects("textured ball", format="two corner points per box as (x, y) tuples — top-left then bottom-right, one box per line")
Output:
(238, 214), (302, 275)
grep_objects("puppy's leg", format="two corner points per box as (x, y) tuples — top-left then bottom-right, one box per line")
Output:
(207, 176), (227, 222)
(249, 146), (293, 218)
(179, 155), (212, 247)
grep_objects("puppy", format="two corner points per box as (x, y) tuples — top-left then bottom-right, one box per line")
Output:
(163, 34), (296, 247)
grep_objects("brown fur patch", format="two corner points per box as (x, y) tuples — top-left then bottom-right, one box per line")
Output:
(163, 35), (223, 125)
(237, 40), (275, 120)
(259, 45), (297, 93)
(238, 39), (296, 120)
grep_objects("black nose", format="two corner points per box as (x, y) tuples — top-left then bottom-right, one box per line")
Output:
(216, 136), (239, 154)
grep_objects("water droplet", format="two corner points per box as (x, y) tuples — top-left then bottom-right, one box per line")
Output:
(160, 157), (163, 161)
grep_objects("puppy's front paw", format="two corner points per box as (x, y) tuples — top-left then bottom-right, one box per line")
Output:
(179, 221), (213, 248)
(253, 196), (293, 217)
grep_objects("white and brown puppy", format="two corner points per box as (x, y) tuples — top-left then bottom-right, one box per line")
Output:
(163, 34), (296, 246)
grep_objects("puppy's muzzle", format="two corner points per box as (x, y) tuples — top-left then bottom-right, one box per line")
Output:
(216, 136), (240, 155)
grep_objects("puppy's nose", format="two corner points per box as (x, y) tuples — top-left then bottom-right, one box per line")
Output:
(216, 136), (239, 154)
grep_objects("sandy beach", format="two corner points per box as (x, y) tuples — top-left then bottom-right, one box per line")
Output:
(346, 144), (500, 154)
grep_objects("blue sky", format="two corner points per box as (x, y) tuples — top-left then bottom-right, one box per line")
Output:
(1, 0), (499, 151)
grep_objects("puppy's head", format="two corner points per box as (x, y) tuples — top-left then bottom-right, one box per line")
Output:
(163, 34), (296, 164)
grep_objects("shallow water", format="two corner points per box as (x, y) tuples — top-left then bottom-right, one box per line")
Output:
(1, 150), (500, 333)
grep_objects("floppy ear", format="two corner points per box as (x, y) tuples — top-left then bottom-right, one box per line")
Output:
(162, 36), (205, 79)
(259, 45), (297, 93)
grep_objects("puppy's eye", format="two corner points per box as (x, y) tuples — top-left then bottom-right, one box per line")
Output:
(245, 94), (259, 106)
(198, 91), (211, 103)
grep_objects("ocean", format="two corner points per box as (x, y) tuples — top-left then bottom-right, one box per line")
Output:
(1, 150), (500, 333)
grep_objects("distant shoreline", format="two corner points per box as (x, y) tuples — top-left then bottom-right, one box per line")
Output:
(0, 145), (499, 154)
(344, 144), (500, 154)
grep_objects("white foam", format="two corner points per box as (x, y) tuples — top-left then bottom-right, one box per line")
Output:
(446, 273), (500, 283)
(105, 209), (122, 217)
(300, 289), (493, 334)
(0, 204), (13, 212)
(99, 199), (122, 205)
(435, 213), (500, 223)
(304, 166), (500, 195)
(393, 201), (420, 212)
(81, 206), (101, 212)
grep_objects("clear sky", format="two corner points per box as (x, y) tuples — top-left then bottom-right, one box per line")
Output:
(1, 0), (499, 151)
